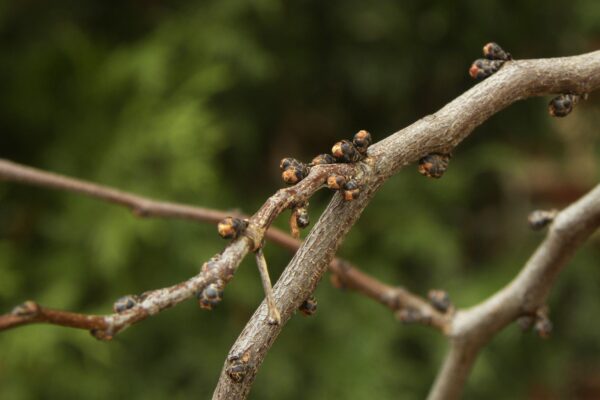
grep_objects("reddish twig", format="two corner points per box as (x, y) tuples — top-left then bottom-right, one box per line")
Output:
(0, 158), (434, 334)
(0, 159), (358, 337)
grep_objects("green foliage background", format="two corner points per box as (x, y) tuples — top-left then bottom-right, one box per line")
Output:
(1, 1), (600, 398)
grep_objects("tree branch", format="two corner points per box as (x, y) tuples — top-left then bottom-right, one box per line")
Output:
(428, 183), (600, 400)
(0, 158), (429, 334)
(0, 160), (358, 337)
(213, 50), (600, 399)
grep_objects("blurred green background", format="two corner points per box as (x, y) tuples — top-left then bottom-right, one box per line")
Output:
(1, 1), (600, 399)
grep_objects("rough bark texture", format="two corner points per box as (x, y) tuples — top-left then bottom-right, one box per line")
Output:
(213, 50), (600, 399)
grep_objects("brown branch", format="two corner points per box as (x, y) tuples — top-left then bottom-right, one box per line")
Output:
(0, 159), (230, 222)
(428, 183), (600, 400)
(0, 301), (107, 332)
(328, 260), (450, 333)
(213, 50), (600, 399)
(0, 160), (358, 337)
(0, 158), (425, 333)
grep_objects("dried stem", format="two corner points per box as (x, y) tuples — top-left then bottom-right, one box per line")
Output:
(329, 260), (450, 333)
(255, 248), (281, 325)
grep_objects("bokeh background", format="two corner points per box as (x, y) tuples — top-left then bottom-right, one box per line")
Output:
(1, 1), (600, 399)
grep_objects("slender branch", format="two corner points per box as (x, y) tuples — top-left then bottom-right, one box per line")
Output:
(0, 160), (357, 337)
(213, 50), (600, 399)
(328, 260), (450, 333)
(0, 159), (229, 222)
(428, 183), (600, 400)
(0, 301), (107, 332)
(0, 158), (427, 332)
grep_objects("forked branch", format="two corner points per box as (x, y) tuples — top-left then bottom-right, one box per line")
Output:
(428, 183), (600, 400)
(213, 50), (600, 399)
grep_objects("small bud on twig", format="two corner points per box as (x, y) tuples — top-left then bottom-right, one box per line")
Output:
(428, 289), (452, 313)
(332, 140), (361, 163)
(534, 315), (553, 339)
(289, 205), (309, 239)
(528, 209), (558, 231)
(310, 153), (336, 166)
(469, 59), (505, 80)
(519, 307), (553, 339)
(482, 42), (511, 61)
(113, 295), (139, 313)
(548, 94), (581, 118)
(198, 280), (225, 310)
(352, 130), (372, 155)
(280, 158), (309, 185)
(418, 153), (451, 179)
(327, 174), (347, 190)
(227, 351), (251, 383)
(342, 179), (360, 201)
(299, 296), (318, 316)
(217, 217), (249, 240)
(11, 301), (40, 317)
(295, 206), (309, 228)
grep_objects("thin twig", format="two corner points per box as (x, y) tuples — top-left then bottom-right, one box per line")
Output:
(0, 160), (357, 338)
(255, 248), (281, 325)
(0, 158), (430, 332)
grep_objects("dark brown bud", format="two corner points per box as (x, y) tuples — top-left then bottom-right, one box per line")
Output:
(528, 209), (558, 231)
(290, 205), (309, 239)
(469, 58), (504, 80)
(299, 296), (318, 316)
(327, 174), (347, 190)
(198, 280), (225, 310)
(428, 290), (451, 313)
(217, 217), (248, 240)
(332, 140), (361, 163)
(353, 130), (372, 154)
(311, 153), (336, 166)
(11, 301), (40, 317)
(482, 42), (511, 61)
(418, 153), (451, 179)
(279, 157), (301, 171)
(342, 179), (360, 201)
(113, 295), (139, 313)
(281, 161), (309, 185)
(226, 351), (251, 383)
(548, 94), (580, 117)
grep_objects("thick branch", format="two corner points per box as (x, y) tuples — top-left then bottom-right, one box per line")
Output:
(428, 183), (600, 400)
(213, 50), (600, 399)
